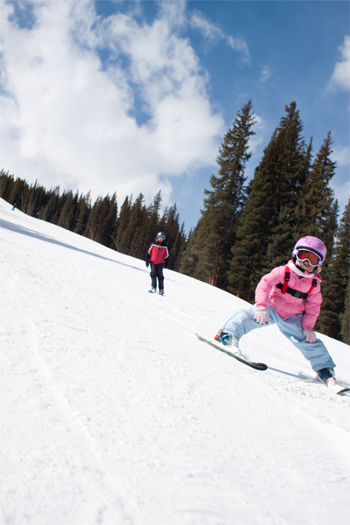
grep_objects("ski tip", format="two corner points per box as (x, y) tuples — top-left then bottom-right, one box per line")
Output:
(255, 363), (268, 371)
(335, 387), (350, 396)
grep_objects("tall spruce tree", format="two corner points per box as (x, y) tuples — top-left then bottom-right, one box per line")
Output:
(74, 192), (91, 235)
(25, 180), (46, 217)
(144, 191), (162, 245)
(341, 280), (350, 344)
(173, 223), (187, 272)
(128, 194), (149, 258)
(338, 200), (350, 342)
(102, 193), (118, 247)
(316, 199), (350, 340)
(115, 196), (131, 250)
(39, 186), (61, 223)
(83, 195), (103, 241)
(228, 102), (308, 301)
(181, 100), (256, 289)
(293, 132), (340, 338)
(0, 170), (13, 199)
(117, 194), (145, 255)
(178, 227), (200, 276)
(158, 204), (186, 270)
(296, 132), (337, 240)
(82, 193), (117, 245)
(57, 191), (75, 230)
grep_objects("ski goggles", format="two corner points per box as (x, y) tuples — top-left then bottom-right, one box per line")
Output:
(296, 249), (321, 267)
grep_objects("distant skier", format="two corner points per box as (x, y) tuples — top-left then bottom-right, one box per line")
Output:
(214, 236), (337, 386)
(12, 203), (16, 211)
(146, 232), (169, 295)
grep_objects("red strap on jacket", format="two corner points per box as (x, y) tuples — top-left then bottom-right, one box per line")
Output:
(307, 279), (318, 295)
(281, 266), (290, 294)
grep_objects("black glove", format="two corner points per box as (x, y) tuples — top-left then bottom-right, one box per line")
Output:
(146, 261), (149, 268)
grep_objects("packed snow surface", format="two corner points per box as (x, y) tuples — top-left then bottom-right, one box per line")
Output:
(1, 197), (350, 525)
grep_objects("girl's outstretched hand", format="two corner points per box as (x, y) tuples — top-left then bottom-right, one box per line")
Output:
(254, 307), (269, 324)
(303, 328), (316, 343)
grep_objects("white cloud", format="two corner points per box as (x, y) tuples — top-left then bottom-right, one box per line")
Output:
(331, 145), (350, 168)
(156, 0), (187, 29)
(249, 113), (267, 151)
(189, 11), (250, 61)
(331, 179), (350, 216)
(234, 111), (267, 183)
(259, 65), (272, 84)
(190, 12), (223, 40)
(329, 35), (350, 91)
(0, 0), (225, 208)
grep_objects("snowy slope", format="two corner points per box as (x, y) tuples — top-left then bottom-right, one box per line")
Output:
(1, 197), (350, 525)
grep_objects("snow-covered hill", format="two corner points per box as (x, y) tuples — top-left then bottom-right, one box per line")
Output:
(1, 197), (350, 525)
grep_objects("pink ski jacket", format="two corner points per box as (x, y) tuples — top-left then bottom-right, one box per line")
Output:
(255, 261), (323, 329)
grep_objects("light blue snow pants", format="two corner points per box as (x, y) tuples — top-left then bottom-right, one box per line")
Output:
(222, 304), (335, 372)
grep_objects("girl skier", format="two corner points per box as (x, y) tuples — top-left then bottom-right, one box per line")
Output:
(215, 236), (337, 386)
(146, 232), (169, 295)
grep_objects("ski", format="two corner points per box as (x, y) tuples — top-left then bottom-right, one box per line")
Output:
(196, 333), (268, 371)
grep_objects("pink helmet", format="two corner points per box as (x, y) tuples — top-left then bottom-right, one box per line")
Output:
(292, 236), (327, 265)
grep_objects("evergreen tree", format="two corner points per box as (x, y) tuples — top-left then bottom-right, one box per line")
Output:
(145, 191), (162, 242)
(8, 177), (27, 210)
(100, 193), (118, 246)
(57, 191), (75, 229)
(83, 193), (118, 245)
(128, 194), (149, 258)
(115, 196), (132, 251)
(104, 193), (118, 249)
(174, 223), (187, 272)
(83, 195), (102, 241)
(317, 199), (350, 340)
(177, 228), (200, 276)
(25, 180), (47, 217)
(158, 204), (186, 270)
(0, 170), (13, 200)
(74, 192), (91, 235)
(228, 102), (308, 300)
(39, 186), (61, 223)
(296, 132), (337, 240)
(182, 100), (256, 288)
(336, 198), (350, 288)
(341, 280), (350, 345)
(117, 195), (146, 255)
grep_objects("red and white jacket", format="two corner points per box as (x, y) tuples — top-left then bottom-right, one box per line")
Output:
(146, 241), (169, 266)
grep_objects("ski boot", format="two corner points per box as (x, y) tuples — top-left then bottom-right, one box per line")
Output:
(149, 287), (156, 294)
(214, 329), (241, 355)
(317, 367), (336, 387)
(159, 290), (164, 296)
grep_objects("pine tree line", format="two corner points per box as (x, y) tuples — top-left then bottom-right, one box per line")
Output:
(0, 173), (187, 271)
(179, 101), (349, 343)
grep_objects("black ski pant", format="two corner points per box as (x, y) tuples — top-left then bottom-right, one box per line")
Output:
(150, 262), (164, 290)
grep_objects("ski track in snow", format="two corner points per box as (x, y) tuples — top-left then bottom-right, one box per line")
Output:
(1, 198), (350, 525)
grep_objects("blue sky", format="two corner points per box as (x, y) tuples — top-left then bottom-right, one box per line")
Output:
(0, 0), (349, 233)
